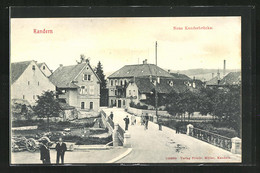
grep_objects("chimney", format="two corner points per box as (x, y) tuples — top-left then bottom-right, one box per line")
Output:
(212, 73), (214, 78)
(168, 69), (171, 73)
(177, 71), (179, 76)
(143, 59), (147, 64)
(223, 60), (226, 76)
(193, 76), (195, 81)
(59, 64), (63, 67)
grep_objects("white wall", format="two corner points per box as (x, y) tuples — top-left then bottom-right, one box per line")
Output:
(11, 61), (56, 105)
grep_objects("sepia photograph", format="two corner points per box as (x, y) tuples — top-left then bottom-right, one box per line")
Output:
(10, 16), (242, 164)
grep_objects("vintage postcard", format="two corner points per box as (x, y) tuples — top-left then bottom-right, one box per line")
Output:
(10, 15), (242, 164)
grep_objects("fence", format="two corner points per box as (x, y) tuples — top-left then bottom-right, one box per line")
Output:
(117, 125), (125, 145)
(100, 110), (125, 146)
(190, 127), (232, 151)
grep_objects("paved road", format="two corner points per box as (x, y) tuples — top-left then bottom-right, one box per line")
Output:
(103, 108), (241, 163)
(11, 147), (128, 164)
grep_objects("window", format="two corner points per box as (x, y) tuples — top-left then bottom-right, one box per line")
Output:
(129, 90), (131, 95)
(83, 74), (88, 80)
(80, 86), (87, 94)
(120, 80), (123, 86)
(81, 102), (85, 109)
(133, 90), (136, 96)
(115, 90), (118, 95)
(38, 81), (40, 86)
(90, 102), (93, 110)
(28, 81), (30, 85)
(115, 80), (118, 86)
(83, 74), (92, 81)
(23, 95), (25, 99)
(110, 80), (113, 86)
(32, 65), (35, 70)
(123, 100), (125, 105)
(89, 85), (94, 95)
(43, 66), (45, 70)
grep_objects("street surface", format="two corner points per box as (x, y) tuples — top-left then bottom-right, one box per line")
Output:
(103, 108), (241, 163)
(11, 147), (128, 164)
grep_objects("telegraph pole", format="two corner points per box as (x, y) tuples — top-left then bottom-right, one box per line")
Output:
(155, 41), (161, 130)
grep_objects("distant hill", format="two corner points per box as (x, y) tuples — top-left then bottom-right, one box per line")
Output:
(169, 69), (240, 81)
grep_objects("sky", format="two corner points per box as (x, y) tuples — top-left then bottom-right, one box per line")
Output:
(11, 17), (241, 75)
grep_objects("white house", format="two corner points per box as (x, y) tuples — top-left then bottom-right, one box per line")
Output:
(10, 60), (56, 105)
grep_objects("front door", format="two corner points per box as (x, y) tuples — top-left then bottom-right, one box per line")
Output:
(81, 102), (85, 109)
(118, 100), (121, 108)
(90, 102), (93, 110)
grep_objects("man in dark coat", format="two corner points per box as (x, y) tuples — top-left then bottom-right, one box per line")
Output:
(109, 112), (114, 120)
(55, 137), (67, 164)
(144, 113), (149, 130)
(123, 115), (130, 131)
(39, 139), (51, 164)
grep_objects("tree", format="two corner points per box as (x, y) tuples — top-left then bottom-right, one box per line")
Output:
(212, 87), (241, 126)
(33, 91), (61, 131)
(197, 88), (214, 116)
(76, 54), (90, 64)
(11, 102), (34, 121)
(94, 61), (106, 89)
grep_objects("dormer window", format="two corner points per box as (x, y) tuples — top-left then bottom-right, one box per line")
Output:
(169, 81), (173, 86)
(32, 65), (35, 70)
(43, 66), (45, 70)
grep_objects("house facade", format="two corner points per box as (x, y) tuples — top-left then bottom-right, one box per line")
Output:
(107, 59), (179, 108)
(10, 60), (56, 105)
(49, 62), (101, 112)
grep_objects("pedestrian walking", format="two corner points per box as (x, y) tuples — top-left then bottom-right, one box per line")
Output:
(141, 113), (145, 125)
(39, 138), (51, 164)
(123, 115), (130, 131)
(176, 123), (180, 134)
(55, 137), (67, 164)
(109, 111), (114, 120)
(144, 113), (149, 130)
(131, 114), (136, 125)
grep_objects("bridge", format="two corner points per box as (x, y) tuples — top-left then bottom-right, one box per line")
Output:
(101, 107), (241, 163)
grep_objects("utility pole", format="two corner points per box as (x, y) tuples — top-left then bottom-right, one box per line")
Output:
(155, 41), (161, 130)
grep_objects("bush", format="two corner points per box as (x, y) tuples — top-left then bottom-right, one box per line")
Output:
(130, 101), (148, 110)
(192, 122), (238, 138)
(12, 119), (44, 127)
(75, 135), (112, 145)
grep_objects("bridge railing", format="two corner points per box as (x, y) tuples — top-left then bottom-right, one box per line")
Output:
(107, 116), (114, 129)
(100, 110), (125, 146)
(117, 124), (125, 144)
(190, 127), (232, 151)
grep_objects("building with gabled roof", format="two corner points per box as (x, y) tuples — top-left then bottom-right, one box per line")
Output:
(10, 60), (55, 104)
(169, 72), (191, 80)
(126, 76), (203, 107)
(107, 59), (203, 108)
(107, 59), (175, 108)
(49, 62), (101, 111)
(206, 71), (241, 89)
(37, 62), (52, 77)
(219, 72), (241, 85)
